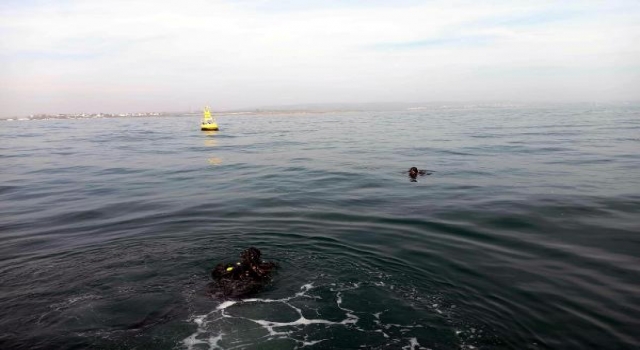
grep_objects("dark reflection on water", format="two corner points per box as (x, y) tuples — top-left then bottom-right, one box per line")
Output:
(1, 106), (640, 349)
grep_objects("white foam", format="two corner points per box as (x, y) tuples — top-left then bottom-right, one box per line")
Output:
(401, 337), (421, 350)
(182, 281), (438, 349)
(208, 334), (223, 349)
(253, 315), (339, 337)
(183, 332), (224, 350)
(375, 329), (390, 338)
(295, 283), (315, 297)
(216, 300), (236, 310)
(301, 339), (326, 347)
(243, 297), (282, 303)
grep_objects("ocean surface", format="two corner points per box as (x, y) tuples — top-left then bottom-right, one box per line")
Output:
(1, 105), (639, 349)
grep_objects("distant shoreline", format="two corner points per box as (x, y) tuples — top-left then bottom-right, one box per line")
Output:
(0, 109), (363, 121)
(2, 101), (638, 121)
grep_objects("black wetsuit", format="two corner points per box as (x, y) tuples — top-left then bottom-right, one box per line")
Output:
(208, 255), (276, 298)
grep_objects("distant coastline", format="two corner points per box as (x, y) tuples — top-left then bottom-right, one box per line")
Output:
(1, 112), (167, 122)
(2, 101), (638, 121)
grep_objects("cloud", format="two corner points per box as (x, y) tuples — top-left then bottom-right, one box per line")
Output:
(1, 0), (639, 115)
(371, 34), (498, 50)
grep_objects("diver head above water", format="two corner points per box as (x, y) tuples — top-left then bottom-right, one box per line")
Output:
(408, 167), (433, 179)
(208, 247), (276, 299)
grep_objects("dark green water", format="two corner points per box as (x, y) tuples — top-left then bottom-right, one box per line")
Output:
(1, 106), (639, 349)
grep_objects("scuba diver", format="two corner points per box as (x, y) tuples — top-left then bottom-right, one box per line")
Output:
(408, 167), (433, 182)
(208, 247), (276, 298)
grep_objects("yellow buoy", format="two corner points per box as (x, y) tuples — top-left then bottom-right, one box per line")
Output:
(200, 106), (219, 131)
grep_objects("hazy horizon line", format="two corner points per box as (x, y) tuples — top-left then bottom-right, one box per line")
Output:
(3, 100), (639, 120)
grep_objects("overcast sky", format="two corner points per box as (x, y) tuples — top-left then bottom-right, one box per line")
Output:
(1, 0), (639, 115)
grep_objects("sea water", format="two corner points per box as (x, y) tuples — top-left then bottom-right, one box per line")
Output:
(1, 105), (639, 349)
